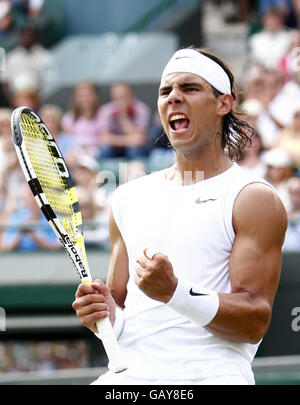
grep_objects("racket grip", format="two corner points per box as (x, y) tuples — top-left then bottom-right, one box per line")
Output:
(95, 317), (128, 373)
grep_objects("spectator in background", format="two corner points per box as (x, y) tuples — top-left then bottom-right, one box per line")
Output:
(11, 1), (28, 16)
(0, 108), (23, 214)
(255, 67), (300, 149)
(276, 103), (300, 168)
(39, 104), (77, 162)
(241, 63), (270, 104)
(3, 24), (51, 94)
(239, 97), (265, 127)
(12, 85), (41, 112)
(278, 29), (300, 82)
(291, 0), (300, 27)
(26, 0), (64, 48)
(258, 0), (292, 17)
(283, 176), (300, 251)
(263, 147), (295, 210)
(0, 183), (60, 252)
(241, 66), (284, 149)
(260, 69), (284, 105)
(242, 64), (284, 107)
(99, 83), (151, 160)
(71, 154), (100, 198)
(249, 7), (291, 71)
(61, 81), (102, 157)
(238, 98), (267, 177)
(71, 154), (110, 248)
(238, 130), (267, 178)
(266, 67), (300, 132)
(0, 0), (25, 52)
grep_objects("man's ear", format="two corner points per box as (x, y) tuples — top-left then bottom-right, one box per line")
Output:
(216, 94), (234, 116)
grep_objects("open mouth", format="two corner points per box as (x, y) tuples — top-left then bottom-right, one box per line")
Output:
(169, 114), (190, 131)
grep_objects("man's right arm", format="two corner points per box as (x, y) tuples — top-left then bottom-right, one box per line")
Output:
(106, 208), (129, 308)
(72, 209), (129, 331)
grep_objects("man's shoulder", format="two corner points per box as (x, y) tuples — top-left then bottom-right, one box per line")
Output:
(234, 181), (287, 234)
(225, 163), (268, 191)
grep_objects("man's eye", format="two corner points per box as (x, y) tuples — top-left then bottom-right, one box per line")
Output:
(160, 90), (170, 96)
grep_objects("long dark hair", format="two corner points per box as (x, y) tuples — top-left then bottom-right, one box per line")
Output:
(194, 48), (253, 161)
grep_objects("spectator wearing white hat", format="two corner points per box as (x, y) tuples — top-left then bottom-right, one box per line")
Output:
(249, 8), (291, 71)
(263, 147), (295, 210)
(3, 24), (51, 94)
(238, 99), (267, 178)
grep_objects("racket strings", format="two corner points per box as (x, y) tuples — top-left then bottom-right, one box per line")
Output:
(20, 114), (79, 236)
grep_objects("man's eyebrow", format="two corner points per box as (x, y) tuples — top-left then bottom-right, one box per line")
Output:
(179, 82), (203, 88)
(159, 85), (171, 93)
(159, 82), (203, 93)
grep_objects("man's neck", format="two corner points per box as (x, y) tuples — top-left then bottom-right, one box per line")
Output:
(165, 152), (233, 186)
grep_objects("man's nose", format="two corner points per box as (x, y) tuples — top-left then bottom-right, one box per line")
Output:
(167, 88), (183, 104)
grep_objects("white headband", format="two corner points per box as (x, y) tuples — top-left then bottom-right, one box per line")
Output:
(161, 49), (231, 95)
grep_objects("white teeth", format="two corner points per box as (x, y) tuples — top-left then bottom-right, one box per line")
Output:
(170, 114), (187, 122)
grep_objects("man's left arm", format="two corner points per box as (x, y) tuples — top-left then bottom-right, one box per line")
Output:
(204, 183), (287, 343)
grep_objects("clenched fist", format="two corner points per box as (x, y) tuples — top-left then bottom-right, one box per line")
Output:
(135, 249), (178, 303)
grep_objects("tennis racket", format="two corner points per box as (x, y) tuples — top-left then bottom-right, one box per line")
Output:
(11, 106), (128, 373)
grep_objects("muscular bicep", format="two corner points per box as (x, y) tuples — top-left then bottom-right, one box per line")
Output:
(205, 183), (287, 343)
(230, 183), (287, 305)
(106, 209), (129, 307)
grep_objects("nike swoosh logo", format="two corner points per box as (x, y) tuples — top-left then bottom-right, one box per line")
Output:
(195, 198), (218, 204)
(189, 288), (209, 296)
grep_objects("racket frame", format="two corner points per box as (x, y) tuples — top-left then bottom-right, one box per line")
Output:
(11, 106), (128, 373)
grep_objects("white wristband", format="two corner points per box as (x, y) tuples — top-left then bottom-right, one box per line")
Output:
(95, 306), (124, 341)
(166, 278), (220, 326)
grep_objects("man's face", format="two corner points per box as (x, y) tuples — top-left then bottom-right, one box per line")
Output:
(157, 72), (226, 155)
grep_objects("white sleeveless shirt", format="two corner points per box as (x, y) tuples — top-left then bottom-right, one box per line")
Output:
(111, 163), (271, 383)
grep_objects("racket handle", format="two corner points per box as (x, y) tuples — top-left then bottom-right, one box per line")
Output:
(95, 317), (128, 373)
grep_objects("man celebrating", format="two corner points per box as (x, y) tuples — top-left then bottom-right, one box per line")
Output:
(72, 48), (287, 385)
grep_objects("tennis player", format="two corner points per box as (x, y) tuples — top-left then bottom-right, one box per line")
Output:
(72, 48), (287, 385)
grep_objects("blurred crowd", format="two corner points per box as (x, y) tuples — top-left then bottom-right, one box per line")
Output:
(0, 0), (299, 253)
(0, 339), (89, 372)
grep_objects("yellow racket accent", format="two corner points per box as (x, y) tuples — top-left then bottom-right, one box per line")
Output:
(72, 232), (90, 271)
(20, 112), (81, 239)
